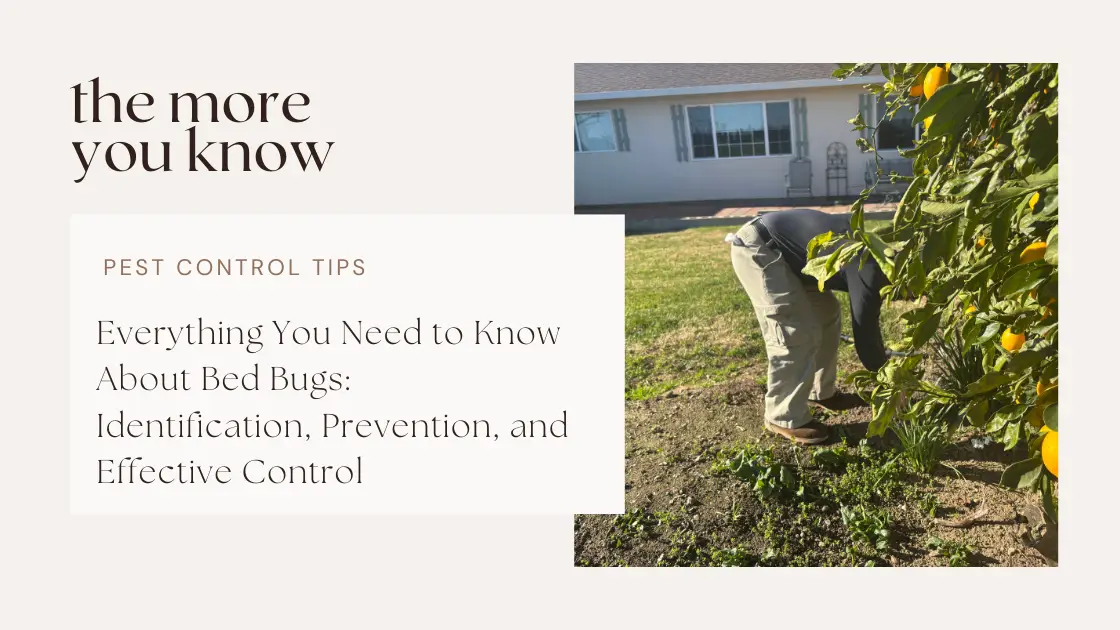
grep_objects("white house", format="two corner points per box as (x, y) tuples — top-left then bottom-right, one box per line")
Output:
(574, 64), (918, 207)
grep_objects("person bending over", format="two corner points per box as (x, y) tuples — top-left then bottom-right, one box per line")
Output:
(728, 208), (889, 445)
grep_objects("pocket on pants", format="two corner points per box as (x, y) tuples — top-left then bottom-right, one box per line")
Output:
(762, 317), (811, 350)
(751, 248), (801, 314)
(750, 246), (784, 273)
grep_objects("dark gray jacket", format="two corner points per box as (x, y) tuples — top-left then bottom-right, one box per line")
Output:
(757, 209), (889, 371)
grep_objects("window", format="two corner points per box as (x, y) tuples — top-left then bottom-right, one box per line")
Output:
(876, 97), (921, 151)
(574, 111), (617, 152)
(685, 101), (793, 159)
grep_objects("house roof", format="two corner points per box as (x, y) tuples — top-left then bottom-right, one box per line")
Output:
(574, 63), (883, 101)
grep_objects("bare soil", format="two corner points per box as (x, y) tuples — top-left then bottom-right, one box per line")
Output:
(574, 375), (1054, 568)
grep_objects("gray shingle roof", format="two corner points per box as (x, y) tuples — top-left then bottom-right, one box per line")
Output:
(575, 63), (842, 94)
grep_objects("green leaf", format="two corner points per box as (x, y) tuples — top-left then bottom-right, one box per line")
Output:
(1040, 475), (1058, 524)
(966, 398), (990, 427)
(942, 168), (991, 199)
(990, 207), (1011, 256)
(1026, 164), (1059, 187)
(910, 310), (941, 349)
(1000, 455), (1043, 490)
(807, 231), (838, 258)
(926, 86), (981, 138)
(976, 322), (1002, 345)
(1044, 403), (1058, 432)
(1000, 266), (1044, 298)
(966, 372), (1012, 396)
(1004, 348), (1048, 374)
(989, 73), (1034, 108)
(915, 81), (975, 121)
(861, 231), (896, 280)
(868, 390), (901, 437)
(802, 257), (832, 292)
(1045, 227), (1058, 266)
(919, 200), (967, 218)
(985, 403), (1024, 433)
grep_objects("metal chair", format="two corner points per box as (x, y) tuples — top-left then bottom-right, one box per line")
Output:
(864, 157), (913, 203)
(826, 142), (848, 199)
(785, 158), (813, 198)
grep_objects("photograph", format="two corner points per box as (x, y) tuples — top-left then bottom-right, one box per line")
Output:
(574, 62), (1059, 567)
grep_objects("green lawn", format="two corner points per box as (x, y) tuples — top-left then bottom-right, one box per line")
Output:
(625, 224), (908, 400)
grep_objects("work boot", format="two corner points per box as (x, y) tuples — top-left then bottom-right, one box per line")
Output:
(765, 419), (831, 445)
(809, 392), (868, 412)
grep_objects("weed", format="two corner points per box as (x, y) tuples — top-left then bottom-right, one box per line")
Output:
(608, 509), (657, 548)
(652, 509), (680, 527)
(811, 442), (857, 472)
(930, 328), (986, 394)
(710, 545), (756, 567)
(927, 536), (976, 567)
(840, 505), (892, 551)
(918, 493), (940, 518)
(818, 450), (905, 506)
(657, 527), (709, 566)
(891, 415), (949, 474)
(718, 445), (800, 499)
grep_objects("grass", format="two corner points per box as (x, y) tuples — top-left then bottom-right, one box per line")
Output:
(625, 225), (912, 400)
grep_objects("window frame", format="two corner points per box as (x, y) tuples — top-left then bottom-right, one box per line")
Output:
(574, 110), (618, 154)
(874, 98), (922, 153)
(685, 100), (795, 161)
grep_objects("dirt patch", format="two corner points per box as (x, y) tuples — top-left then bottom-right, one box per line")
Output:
(574, 376), (1052, 567)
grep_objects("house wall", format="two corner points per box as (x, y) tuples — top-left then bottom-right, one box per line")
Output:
(574, 84), (879, 206)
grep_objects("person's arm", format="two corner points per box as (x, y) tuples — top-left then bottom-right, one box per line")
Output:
(848, 265), (889, 372)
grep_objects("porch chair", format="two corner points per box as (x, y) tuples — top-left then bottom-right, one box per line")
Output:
(785, 158), (813, 198)
(864, 157), (914, 204)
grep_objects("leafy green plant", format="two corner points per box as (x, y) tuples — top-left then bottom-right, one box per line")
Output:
(930, 327), (986, 393)
(806, 63), (1058, 522)
(710, 545), (756, 567)
(890, 415), (949, 474)
(919, 493), (940, 518)
(811, 442), (858, 472)
(927, 536), (976, 567)
(840, 504), (892, 551)
(608, 509), (657, 548)
(715, 445), (800, 499)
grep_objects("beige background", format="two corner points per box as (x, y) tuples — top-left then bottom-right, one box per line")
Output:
(0, 1), (1109, 628)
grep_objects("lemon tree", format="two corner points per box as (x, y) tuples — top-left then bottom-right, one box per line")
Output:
(805, 63), (1058, 522)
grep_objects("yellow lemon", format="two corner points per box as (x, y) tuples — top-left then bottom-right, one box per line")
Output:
(965, 305), (977, 316)
(1020, 241), (1047, 264)
(924, 115), (935, 130)
(1029, 192), (1040, 210)
(924, 66), (949, 99)
(1042, 431), (1058, 477)
(975, 237), (987, 249)
(909, 83), (923, 97)
(1001, 328), (1026, 352)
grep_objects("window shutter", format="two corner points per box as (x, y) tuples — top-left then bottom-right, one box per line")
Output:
(670, 105), (689, 162)
(799, 97), (809, 159)
(611, 108), (630, 151)
(792, 97), (809, 159)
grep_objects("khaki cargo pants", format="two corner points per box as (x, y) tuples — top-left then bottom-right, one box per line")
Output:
(729, 219), (840, 429)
